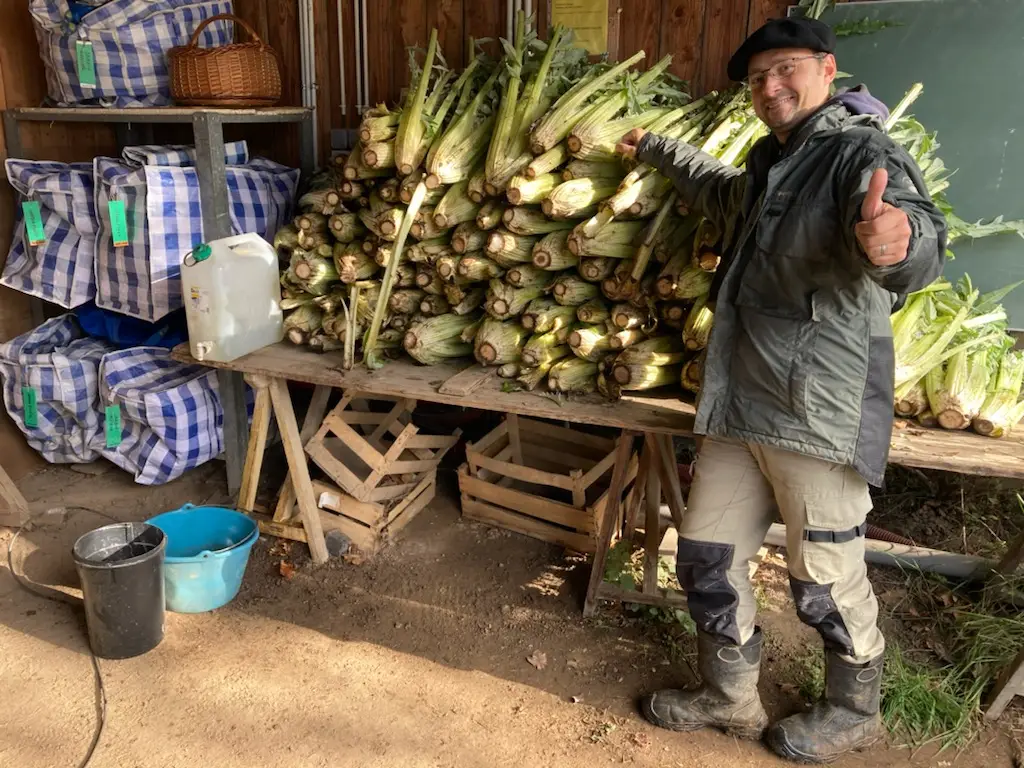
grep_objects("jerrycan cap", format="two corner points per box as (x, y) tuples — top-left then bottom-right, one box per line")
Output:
(185, 243), (212, 266)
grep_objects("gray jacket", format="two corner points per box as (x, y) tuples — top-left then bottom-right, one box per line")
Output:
(637, 96), (947, 486)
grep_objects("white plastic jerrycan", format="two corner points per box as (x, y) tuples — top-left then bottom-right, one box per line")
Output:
(182, 233), (284, 363)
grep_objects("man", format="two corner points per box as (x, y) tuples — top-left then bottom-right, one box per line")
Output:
(615, 17), (947, 764)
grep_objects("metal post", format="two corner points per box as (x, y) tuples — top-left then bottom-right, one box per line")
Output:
(299, 111), (316, 183)
(193, 111), (249, 495)
(3, 112), (24, 159)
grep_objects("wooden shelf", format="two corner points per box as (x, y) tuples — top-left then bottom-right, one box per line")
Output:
(5, 106), (312, 124)
(169, 342), (1024, 481)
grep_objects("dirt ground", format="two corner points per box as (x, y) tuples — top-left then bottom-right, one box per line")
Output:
(1, 460), (1020, 768)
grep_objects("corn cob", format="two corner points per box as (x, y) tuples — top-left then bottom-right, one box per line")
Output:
(547, 358), (598, 393)
(506, 173), (560, 206)
(521, 331), (571, 368)
(474, 318), (529, 365)
(576, 298), (610, 325)
(503, 206), (576, 236)
(452, 222), (489, 254)
(484, 279), (545, 320)
(403, 313), (478, 365)
(475, 200), (507, 231)
(526, 144), (569, 179)
(531, 231), (577, 271)
(457, 252), (505, 281)
(683, 295), (714, 351)
(569, 324), (614, 362)
(521, 297), (578, 333)
(551, 274), (600, 306)
(504, 264), (553, 290)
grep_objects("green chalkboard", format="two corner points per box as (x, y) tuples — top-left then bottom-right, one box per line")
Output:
(815, 0), (1024, 326)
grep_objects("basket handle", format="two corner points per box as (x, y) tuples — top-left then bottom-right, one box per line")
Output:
(186, 13), (268, 50)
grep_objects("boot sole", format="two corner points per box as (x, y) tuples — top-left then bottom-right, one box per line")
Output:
(766, 730), (883, 764)
(640, 699), (767, 741)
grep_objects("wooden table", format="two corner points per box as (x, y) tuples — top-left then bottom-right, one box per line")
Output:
(172, 340), (1024, 719)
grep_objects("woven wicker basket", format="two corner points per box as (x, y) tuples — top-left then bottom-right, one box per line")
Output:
(168, 13), (282, 107)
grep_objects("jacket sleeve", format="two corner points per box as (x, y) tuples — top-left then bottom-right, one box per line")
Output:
(841, 142), (948, 296)
(636, 132), (746, 234)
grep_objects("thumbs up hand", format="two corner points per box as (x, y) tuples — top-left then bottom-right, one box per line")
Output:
(855, 168), (912, 266)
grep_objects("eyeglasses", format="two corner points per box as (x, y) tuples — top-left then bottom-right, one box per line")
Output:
(746, 54), (825, 90)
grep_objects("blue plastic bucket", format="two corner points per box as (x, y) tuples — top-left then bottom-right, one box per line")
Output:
(145, 504), (259, 614)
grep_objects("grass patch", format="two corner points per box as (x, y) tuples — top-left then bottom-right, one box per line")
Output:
(795, 647), (825, 701)
(881, 644), (972, 749)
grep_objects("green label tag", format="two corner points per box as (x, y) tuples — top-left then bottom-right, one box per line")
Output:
(108, 200), (129, 247)
(105, 405), (122, 448)
(76, 40), (97, 88)
(22, 201), (46, 246)
(22, 387), (38, 428)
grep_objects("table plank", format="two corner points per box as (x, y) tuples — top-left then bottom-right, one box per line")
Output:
(171, 343), (1024, 480)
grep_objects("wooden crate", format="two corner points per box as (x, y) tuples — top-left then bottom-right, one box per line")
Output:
(458, 415), (639, 553)
(305, 392), (461, 503)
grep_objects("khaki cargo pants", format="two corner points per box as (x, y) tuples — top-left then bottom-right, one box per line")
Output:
(678, 437), (885, 664)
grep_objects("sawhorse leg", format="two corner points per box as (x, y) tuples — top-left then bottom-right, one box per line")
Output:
(0, 462), (30, 528)
(583, 431), (689, 617)
(238, 375), (329, 565)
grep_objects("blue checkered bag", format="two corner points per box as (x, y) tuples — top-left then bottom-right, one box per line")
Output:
(98, 346), (226, 484)
(93, 142), (299, 321)
(0, 314), (115, 463)
(2, 159), (97, 308)
(30, 0), (233, 107)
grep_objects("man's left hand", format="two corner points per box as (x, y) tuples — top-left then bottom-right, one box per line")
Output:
(855, 168), (912, 266)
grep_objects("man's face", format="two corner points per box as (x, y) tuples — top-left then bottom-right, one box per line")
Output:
(748, 47), (836, 138)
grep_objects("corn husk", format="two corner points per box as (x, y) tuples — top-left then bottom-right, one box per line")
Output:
(474, 318), (529, 365)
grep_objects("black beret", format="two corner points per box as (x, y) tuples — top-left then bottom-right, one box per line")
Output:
(727, 17), (836, 82)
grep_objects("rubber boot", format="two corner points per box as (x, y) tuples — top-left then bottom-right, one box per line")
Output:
(767, 651), (885, 764)
(639, 629), (768, 740)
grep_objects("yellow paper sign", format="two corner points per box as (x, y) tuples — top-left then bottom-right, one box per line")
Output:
(551, 0), (609, 55)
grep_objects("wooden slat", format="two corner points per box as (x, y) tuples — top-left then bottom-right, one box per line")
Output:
(643, 453), (662, 594)
(464, 0), (505, 59)
(428, 0), (466, 70)
(269, 378), (329, 564)
(605, 0), (622, 61)
(698, 0), (750, 94)
(470, 451), (577, 491)
(462, 497), (595, 553)
(520, 442), (593, 472)
(370, 399), (411, 443)
(313, 0), (333, 166)
(386, 473), (437, 523)
(592, 453), (640, 516)
(459, 470), (594, 532)
(468, 420), (509, 456)
(386, 458), (448, 475)
(507, 414), (524, 465)
(578, 445), (620, 491)
(596, 581), (688, 609)
(257, 517), (308, 543)
(386, 481), (436, 538)
(394, 0), (428, 104)
(306, 438), (366, 499)
(237, 383), (273, 513)
(312, 480), (385, 526)
(324, 412), (386, 471)
(302, 385), (333, 442)
(653, 433), (685, 528)
(0, 461), (30, 527)
(584, 431), (639, 616)
(660, 0), (706, 91)
(746, 0), (791, 33)
(405, 433), (460, 450)
(339, 0), (359, 125)
(366, 0), (394, 106)
(368, 481), (423, 502)
(324, 0), (343, 131)
(618, 0), (661, 67)
(517, 416), (614, 453)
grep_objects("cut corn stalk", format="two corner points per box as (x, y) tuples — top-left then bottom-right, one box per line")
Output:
(552, 274), (599, 306)
(474, 318), (529, 365)
(548, 357), (598, 393)
(569, 324), (614, 362)
(340, 180), (365, 200)
(576, 299), (610, 325)
(974, 351), (1024, 437)
(296, 228), (330, 250)
(542, 178), (619, 220)
(333, 243), (378, 284)
(389, 288), (427, 315)
(362, 140), (396, 170)
(507, 173), (560, 205)
(531, 231), (577, 270)
(895, 379), (928, 418)
(377, 177), (401, 202)
(527, 144), (569, 179)
(359, 108), (400, 143)
(375, 206), (405, 240)
(518, 361), (555, 391)
(568, 220), (645, 258)
(415, 265), (446, 295)
(562, 159), (626, 183)
(503, 206), (576, 236)
(522, 331), (571, 368)
(681, 351), (705, 393)
(498, 363), (521, 378)
(505, 264), (552, 290)
(296, 212), (328, 233)
(613, 362), (682, 391)
(682, 294), (713, 351)
(344, 145), (391, 180)
(291, 251), (338, 296)
(460, 317), (483, 344)
(486, 229), (538, 267)
(433, 180), (481, 229)
(328, 213), (365, 243)
(476, 200), (507, 230)
(452, 222), (489, 253)
(419, 294), (452, 316)
(394, 29), (441, 176)
(578, 257), (617, 282)
(451, 286), (486, 315)
(457, 252), (505, 281)
(467, 169), (490, 203)
(484, 279), (545, 320)
(403, 313), (478, 365)
(407, 238), (452, 264)
(611, 303), (651, 330)
(436, 253), (462, 282)
(273, 225), (300, 255)
(409, 207), (449, 240)
(530, 51), (646, 155)
(609, 328), (646, 350)
(425, 67), (501, 186)
(521, 297), (577, 333)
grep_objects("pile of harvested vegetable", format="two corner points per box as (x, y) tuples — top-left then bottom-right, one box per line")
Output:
(273, 13), (1024, 437)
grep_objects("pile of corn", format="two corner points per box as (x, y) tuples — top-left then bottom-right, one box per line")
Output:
(276, 17), (1022, 409)
(275, 16), (765, 399)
